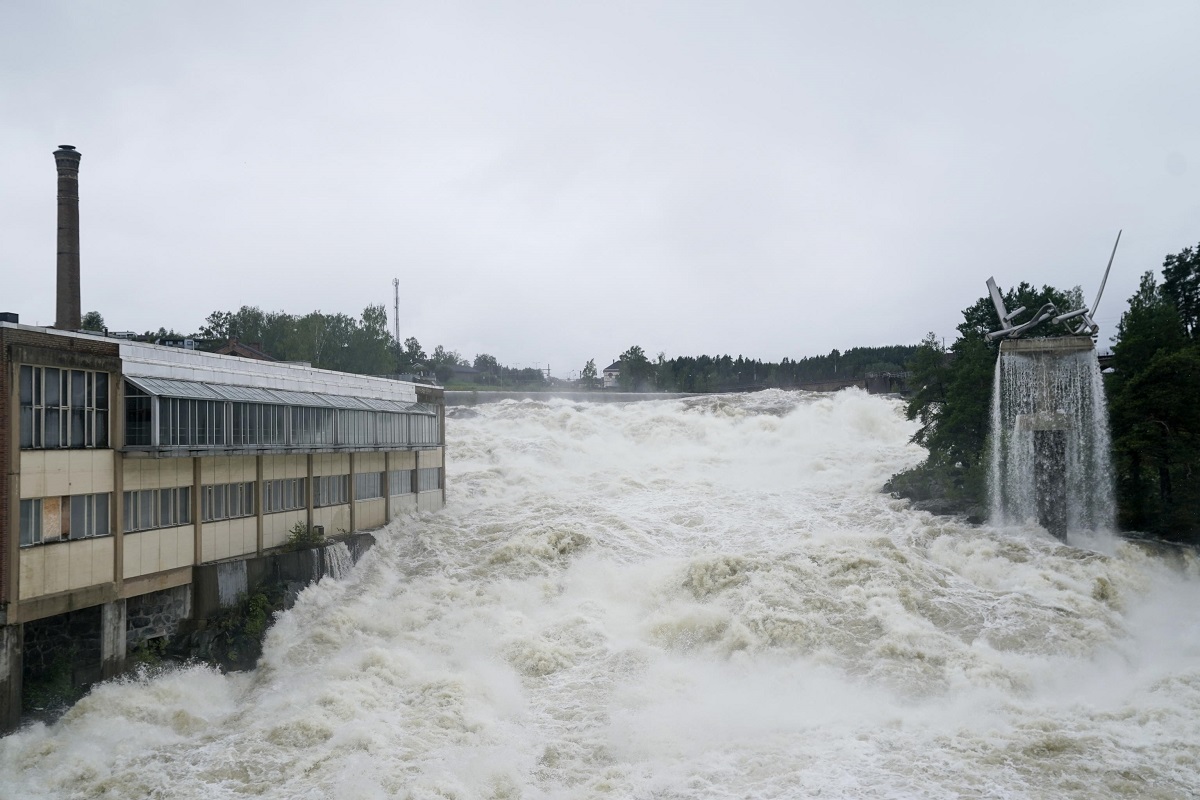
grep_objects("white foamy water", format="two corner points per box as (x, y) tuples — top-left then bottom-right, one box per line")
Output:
(3, 389), (1199, 799)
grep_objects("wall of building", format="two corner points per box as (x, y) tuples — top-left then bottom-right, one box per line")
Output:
(3, 323), (447, 732)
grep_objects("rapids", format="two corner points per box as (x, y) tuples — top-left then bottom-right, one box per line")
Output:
(2, 389), (1198, 799)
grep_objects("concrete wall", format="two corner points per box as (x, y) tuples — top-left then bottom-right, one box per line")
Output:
(313, 504), (350, 535)
(122, 526), (192, 579)
(19, 537), (114, 600)
(264, 509), (305, 550)
(313, 453), (349, 477)
(200, 517), (257, 563)
(199, 455), (256, 485)
(18, 450), (114, 498)
(123, 457), (192, 491)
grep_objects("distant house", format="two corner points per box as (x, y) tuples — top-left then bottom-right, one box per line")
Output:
(214, 337), (277, 361)
(602, 360), (621, 389)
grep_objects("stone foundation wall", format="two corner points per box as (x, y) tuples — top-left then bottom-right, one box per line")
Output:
(126, 586), (191, 648)
(22, 606), (102, 685)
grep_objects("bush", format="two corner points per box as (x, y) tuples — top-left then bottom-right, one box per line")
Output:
(285, 521), (324, 551)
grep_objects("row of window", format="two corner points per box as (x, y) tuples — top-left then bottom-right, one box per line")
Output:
(202, 481), (257, 522)
(19, 366), (110, 449)
(19, 493), (111, 546)
(264, 478), (307, 513)
(124, 487), (193, 532)
(127, 394), (441, 450)
(19, 469), (441, 547)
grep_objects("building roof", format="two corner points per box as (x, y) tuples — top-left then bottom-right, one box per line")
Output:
(604, 361), (622, 372)
(213, 337), (277, 361)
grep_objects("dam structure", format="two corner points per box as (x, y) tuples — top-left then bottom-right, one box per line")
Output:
(983, 248), (1119, 539)
(0, 146), (447, 732)
(988, 336), (1114, 538)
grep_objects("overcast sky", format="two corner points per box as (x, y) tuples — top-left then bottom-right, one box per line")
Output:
(2, 1), (1197, 376)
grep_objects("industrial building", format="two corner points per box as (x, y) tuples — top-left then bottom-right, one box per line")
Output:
(0, 146), (445, 731)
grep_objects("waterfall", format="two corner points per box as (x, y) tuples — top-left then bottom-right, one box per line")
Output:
(322, 541), (354, 579)
(988, 343), (1115, 535)
(308, 541), (355, 581)
(215, 561), (248, 607)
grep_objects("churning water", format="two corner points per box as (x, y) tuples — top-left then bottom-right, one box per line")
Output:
(989, 348), (1115, 533)
(2, 390), (1199, 799)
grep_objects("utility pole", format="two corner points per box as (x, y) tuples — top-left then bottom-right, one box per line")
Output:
(392, 278), (400, 344)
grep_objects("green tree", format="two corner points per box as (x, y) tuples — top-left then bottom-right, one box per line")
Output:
(81, 310), (105, 332)
(618, 345), (653, 391)
(580, 358), (598, 389)
(1161, 243), (1200, 338)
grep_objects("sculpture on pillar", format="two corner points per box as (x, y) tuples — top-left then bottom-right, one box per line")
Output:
(985, 232), (1121, 540)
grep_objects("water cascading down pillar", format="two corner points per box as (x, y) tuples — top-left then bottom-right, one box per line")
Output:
(53, 145), (82, 331)
(990, 336), (1113, 539)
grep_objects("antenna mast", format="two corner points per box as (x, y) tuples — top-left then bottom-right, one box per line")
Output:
(392, 277), (400, 344)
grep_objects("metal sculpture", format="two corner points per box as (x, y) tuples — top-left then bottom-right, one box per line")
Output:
(985, 231), (1121, 342)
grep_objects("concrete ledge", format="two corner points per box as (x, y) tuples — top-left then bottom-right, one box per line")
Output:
(446, 391), (697, 406)
(1000, 336), (1095, 354)
(192, 532), (375, 620)
(14, 583), (119, 625)
(119, 565), (193, 601)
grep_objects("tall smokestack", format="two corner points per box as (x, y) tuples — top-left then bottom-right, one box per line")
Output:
(53, 145), (82, 330)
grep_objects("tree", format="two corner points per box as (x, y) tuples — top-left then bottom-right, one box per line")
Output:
(618, 345), (653, 391)
(1161, 243), (1200, 338)
(398, 337), (426, 373)
(81, 311), (105, 332)
(580, 359), (598, 389)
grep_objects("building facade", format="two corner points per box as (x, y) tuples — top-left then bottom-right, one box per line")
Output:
(1, 321), (445, 729)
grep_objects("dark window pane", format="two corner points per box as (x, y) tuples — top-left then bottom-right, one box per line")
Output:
(20, 408), (34, 448)
(71, 495), (86, 539)
(45, 368), (60, 406)
(19, 365), (33, 405)
(71, 409), (85, 447)
(95, 494), (109, 536)
(95, 373), (108, 409)
(45, 408), (60, 448)
(71, 370), (85, 407)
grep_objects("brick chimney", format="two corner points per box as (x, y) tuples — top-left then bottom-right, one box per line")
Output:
(53, 145), (82, 330)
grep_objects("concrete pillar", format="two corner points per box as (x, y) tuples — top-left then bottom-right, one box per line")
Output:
(255, 455), (264, 555)
(306, 454), (314, 532)
(1034, 430), (1068, 540)
(384, 451), (392, 521)
(100, 600), (125, 680)
(348, 452), (356, 533)
(0, 624), (22, 733)
(193, 457), (203, 565)
(53, 145), (82, 331)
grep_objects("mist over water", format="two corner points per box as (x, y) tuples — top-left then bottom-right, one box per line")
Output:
(3, 390), (1199, 798)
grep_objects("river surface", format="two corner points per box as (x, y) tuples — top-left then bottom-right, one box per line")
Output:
(2, 390), (1199, 799)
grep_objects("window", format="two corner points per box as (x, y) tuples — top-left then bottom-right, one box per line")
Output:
(417, 468), (441, 492)
(388, 469), (413, 495)
(160, 398), (226, 447)
(202, 481), (256, 522)
(354, 471), (383, 500)
(20, 499), (43, 546)
(264, 478), (307, 513)
(411, 414), (440, 446)
(315, 475), (349, 507)
(69, 493), (110, 538)
(19, 366), (109, 450)
(124, 487), (191, 532)
(125, 383), (153, 446)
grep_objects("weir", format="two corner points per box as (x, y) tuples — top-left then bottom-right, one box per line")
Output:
(987, 336), (1115, 538)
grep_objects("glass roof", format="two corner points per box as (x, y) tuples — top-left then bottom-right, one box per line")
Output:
(124, 375), (428, 413)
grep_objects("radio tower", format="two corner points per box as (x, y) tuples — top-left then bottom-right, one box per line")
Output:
(392, 277), (400, 344)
